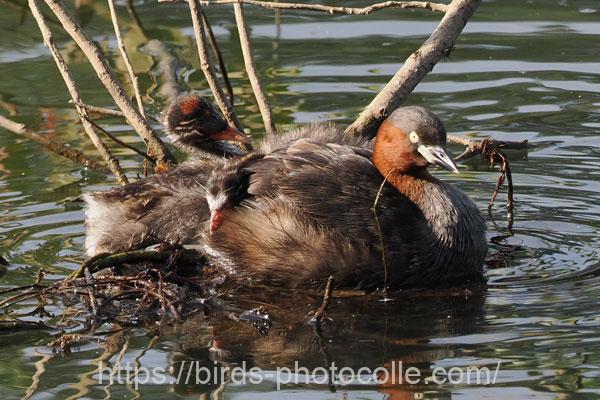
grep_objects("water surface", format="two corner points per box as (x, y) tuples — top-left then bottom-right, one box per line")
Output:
(1, 0), (600, 398)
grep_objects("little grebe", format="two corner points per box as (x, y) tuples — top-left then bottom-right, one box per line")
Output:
(84, 95), (250, 256)
(204, 107), (487, 290)
(84, 95), (371, 256)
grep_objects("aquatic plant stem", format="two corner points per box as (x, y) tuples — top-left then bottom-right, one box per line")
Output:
(372, 168), (397, 295)
(449, 135), (521, 227)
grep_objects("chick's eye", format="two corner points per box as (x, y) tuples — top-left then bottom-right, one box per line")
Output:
(409, 131), (419, 144)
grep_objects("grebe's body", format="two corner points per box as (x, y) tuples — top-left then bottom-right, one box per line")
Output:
(204, 107), (487, 289)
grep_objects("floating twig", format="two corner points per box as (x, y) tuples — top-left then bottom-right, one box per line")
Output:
(69, 248), (204, 280)
(0, 319), (50, 332)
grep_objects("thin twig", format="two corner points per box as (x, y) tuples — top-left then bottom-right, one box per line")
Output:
(346, 0), (481, 138)
(28, 0), (129, 184)
(233, 2), (277, 135)
(191, 0), (449, 14)
(447, 135), (520, 227)
(71, 101), (160, 123)
(481, 141), (514, 229)
(187, 0), (244, 131)
(107, 0), (146, 119)
(371, 169), (397, 296)
(309, 275), (334, 326)
(84, 268), (98, 316)
(200, 8), (234, 105)
(448, 134), (529, 161)
(0, 114), (110, 174)
(43, 0), (176, 170)
(124, 0), (149, 41)
(0, 319), (49, 332)
(86, 118), (156, 164)
(71, 101), (125, 118)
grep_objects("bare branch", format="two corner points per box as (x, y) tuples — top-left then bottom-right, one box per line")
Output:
(192, 0), (449, 14)
(85, 118), (156, 164)
(200, 9), (235, 105)
(72, 101), (160, 123)
(233, 2), (277, 135)
(447, 135), (522, 228)
(448, 135), (529, 158)
(72, 101), (125, 118)
(107, 0), (147, 119)
(43, 0), (176, 170)
(187, 0), (244, 131)
(346, 0), (481, 138)
(0, 114), (110, 174)
(29, 0), (129, 184)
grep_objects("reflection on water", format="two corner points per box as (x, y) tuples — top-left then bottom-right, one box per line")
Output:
(1, 0), (600, 398)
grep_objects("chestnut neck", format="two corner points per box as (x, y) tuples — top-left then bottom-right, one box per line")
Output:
(372, 120), (433, 204)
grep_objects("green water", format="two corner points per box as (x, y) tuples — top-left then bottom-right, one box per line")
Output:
(1, 0), (600, 398)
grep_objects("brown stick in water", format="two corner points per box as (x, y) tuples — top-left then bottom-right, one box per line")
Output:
(310, 275), (334, 326)
(0, 115), (111, 174)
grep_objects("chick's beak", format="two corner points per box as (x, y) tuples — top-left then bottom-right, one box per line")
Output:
(417, 144), (459, 174)
(210, 208), (226, 234)
(209, 126), (252, 148)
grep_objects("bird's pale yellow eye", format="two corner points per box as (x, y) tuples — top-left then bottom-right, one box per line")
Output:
(409, 131), (420, 144)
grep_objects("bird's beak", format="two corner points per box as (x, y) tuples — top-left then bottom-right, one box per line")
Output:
(209, 126), (252, 147)
(210, 208), (225, 233)
(417, 145), (459, 174)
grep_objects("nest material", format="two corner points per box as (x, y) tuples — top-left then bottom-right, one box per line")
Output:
(0, 246), (213, 353)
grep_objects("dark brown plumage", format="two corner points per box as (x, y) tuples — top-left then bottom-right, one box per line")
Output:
(84, 96), (371, 256)
(84, 94), (250, 256)
(204, 107), (487, 290)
